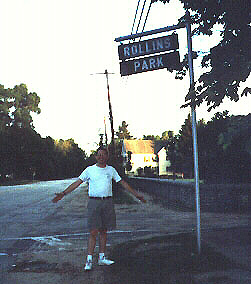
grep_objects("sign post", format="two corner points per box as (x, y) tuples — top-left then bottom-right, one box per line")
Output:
(185, 11), (201, 254)
(115, 12), (201, 254)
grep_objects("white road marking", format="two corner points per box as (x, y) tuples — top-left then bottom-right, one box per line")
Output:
(0, 229), (188, 257)
(0, 229), (167, 255)
(31, 236), (72, 247)
(0, 229), (158, 242)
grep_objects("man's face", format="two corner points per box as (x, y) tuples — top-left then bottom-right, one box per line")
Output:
(96, 149), (109, 165)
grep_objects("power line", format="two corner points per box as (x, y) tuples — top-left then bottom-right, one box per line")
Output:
(131, 0), (141, 36)
(139, 0), (153, 40)
(135, 0), (148, 35)
(131, 0), (153, 42)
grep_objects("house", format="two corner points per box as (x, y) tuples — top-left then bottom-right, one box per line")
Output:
(157, 147), (171, 176)
(122, 139), (171, 176)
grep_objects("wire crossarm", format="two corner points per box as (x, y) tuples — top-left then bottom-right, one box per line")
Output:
(115, 23), (185, 43)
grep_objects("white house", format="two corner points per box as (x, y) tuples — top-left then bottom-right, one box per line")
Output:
(122, 139), (171, 176)
(158, 147), (171, 176)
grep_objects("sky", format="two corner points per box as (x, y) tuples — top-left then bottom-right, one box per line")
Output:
(0, 0), (250, 154)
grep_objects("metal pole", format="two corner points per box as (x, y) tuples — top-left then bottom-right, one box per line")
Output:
(185, 11), (201, 254)
(115, 22), (185, 42)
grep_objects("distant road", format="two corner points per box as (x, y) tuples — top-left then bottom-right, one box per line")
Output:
(0, 179), (86, 251)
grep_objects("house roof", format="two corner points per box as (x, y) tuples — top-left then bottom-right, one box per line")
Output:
(154, 140), (168, 153)
(124, 140), (155, 154)
(124, 139), (168, 154)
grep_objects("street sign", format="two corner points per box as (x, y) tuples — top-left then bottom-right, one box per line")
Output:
(118, 34), (178, 60)
(115, 14), (201, 254)
(120, 51), (180, 76)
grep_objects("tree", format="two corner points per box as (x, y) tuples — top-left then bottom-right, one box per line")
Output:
(0, 83), (90, 183)
(197, 111), (230, 182)
(0, 84), (41, 129)
(54, 138), (87, 178)
(142, 134), (160, 140)
(217, 114), (251, 183)
(0, 85), (12, 131)
(116, 121), (133, 140)
(161, 130), (174, 140)
(142, 131), (174, 141)
(0, 84), (42, 180)
(155, 0), (250, 110)
(167, 111), (250, 183)
(175, 114), (194, 178)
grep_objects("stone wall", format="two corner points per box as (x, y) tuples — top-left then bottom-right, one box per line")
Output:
(128, 177), (250, 213)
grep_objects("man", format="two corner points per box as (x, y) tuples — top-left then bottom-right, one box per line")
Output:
(52, 147), (145, 271)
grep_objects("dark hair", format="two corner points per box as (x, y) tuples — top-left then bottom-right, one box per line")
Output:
(96, 146), (109, 155)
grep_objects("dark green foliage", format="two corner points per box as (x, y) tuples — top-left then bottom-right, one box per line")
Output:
(116, 121), (133, 140)
(142, 134), (157, 140)
(0, 83), (41, 130)
(0, 126), (87, 182)
(0, 84), (87, 183)
(154, 0), (250, 110)
(167, 111), (251, 183)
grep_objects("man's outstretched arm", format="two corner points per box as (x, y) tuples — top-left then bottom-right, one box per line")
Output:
(118, 179), (146, 203)
(52, 179), (83, 203)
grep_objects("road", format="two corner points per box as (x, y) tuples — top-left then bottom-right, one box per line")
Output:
(0, 178), (165, 273)
(0, 179), (84, 239)
(0, 179), (250, 283)
(1, 178), (249, 255)
(0, 179), (86, 276)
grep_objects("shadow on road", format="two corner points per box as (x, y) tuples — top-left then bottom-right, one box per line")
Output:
(107, 233), (236, 284)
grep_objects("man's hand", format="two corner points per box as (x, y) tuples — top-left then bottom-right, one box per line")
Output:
(52, 192), (65, 203)
(136, 193), (146, 203)
(52, 179), (82, 204)
(119, 180), (146, 203)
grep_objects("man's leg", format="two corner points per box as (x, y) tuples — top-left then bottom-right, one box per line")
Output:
(99, 229), (107, 253)
(85, 229), (98, 271)
(98, 229), (114, 265)
(88, 229), (98, 255)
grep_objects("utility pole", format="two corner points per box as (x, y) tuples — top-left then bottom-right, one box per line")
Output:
(104, 117), (108, 146)
(90, 70), (115, 155)
(104, 69), (115, 156)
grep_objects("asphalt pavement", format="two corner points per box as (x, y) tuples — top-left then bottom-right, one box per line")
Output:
(0, 179), (250, 283)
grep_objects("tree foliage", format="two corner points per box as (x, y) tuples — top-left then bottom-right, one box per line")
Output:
(154, 0), (250, 110)
(112, 114), (250, 183)
(0, 126), (87, 182)
(142, 131), (173, 141)
(167, 111), (250, 183)
(0, 84), (87, 182)
(116, 121), (133, 140)
(0, 84), (41, 130)
(143, 134), (159, 140)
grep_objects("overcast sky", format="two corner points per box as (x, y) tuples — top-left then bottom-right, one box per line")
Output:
(1, 0), (250, 153)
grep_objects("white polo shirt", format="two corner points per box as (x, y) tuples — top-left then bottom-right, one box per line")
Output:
(79, 164), (122, 197)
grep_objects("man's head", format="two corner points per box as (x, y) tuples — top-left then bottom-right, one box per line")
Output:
(96, 147), (109, 167)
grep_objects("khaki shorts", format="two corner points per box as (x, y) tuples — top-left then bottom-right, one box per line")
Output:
(87, 198), (116, 231)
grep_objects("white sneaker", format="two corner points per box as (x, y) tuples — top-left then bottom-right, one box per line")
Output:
(84, 260), (92, 271)
(98, 256), (115, 266)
